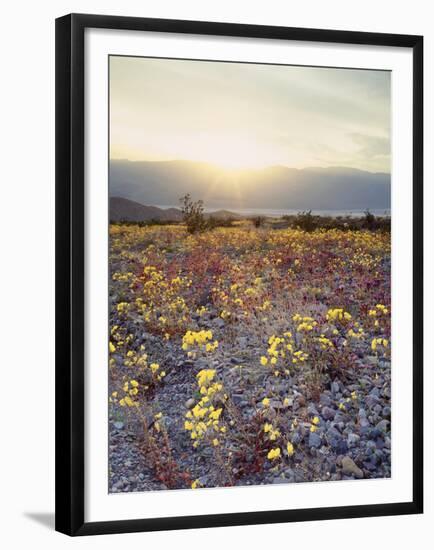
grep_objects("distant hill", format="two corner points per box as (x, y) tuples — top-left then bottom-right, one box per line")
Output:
(110, 197), (183, 222)
(110, 198), (244, 223)
(110, 197), (241, 222)
(110, 159), (390, 211)
(206, 209), (242, 220)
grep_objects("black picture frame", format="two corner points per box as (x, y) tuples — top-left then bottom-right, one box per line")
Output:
(55, 13), (424, 536)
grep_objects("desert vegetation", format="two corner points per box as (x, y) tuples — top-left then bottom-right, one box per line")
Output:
(108, 211), (391, 492)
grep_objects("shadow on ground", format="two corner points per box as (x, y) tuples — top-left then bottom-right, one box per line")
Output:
(24, 512), (55, 530)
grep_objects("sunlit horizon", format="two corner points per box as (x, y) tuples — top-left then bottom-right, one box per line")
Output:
(110, 155), (390, 175)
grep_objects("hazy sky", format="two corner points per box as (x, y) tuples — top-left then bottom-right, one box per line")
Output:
(110, 56), (391, 173)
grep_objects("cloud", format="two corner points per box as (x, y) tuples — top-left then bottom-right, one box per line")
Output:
(110, 56), (391, 172)
(349, 133), (391, 172)
(351, 133), (390, 157)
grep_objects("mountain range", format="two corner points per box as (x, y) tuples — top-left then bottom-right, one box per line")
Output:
(110, 159), (391, 211)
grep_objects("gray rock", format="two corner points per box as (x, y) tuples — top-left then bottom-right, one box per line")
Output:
(381, 386), (391, 399)
(232, 394), (244, 406)
(382, 406), (391, 418)
(373, 404), (383, 415)
(334, 412), (348, 424)
(320, 393), (332, 406)
(272, 477), (289, 485)
(214, 318), (225, 329)
(376, 438), (385, 450)
(185, 398), (196, 409)
(366, 440), (377, 454)
(331, 381), (340, 394)
(291, 431), (302, 445)
(369, 428), (382, 440)
(341, 456), (364, 479)
(113, 421), (124, 430)
(370, 387), (381, 397)
(347, 433), (360, 448)
(309, 432), (322, 448)
(321, 406), (336, 421)
(365, 395), (381, 409)
(327, 425), (342, 438)
(359, 417), (371, 429)
(376, 419), (390, 432)
(307, 404), (319, 416)
(363, 458), (377, 471)
(294, 470), (306, 483)
(330, 437), (348, 454)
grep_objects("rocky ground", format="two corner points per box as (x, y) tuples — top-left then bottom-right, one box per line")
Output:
(108, 224), (391, 493)
(109, 318), (391, 492)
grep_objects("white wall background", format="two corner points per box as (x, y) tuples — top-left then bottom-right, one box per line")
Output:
(0, 0), (431, 547)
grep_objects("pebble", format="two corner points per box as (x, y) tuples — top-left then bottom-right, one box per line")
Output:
(375, 419), (390, 432)
(341, 456), (364, 479)
(321, 406), (336, 421)
(232, 394), (244, 406)
(331, 381), (340, 394)
(382, 406), (391, 418)
(309, 432), (322, 449)
(291, 431), (303, 445)
(320, 393), (332, 406)
(347, 433), (360, 448)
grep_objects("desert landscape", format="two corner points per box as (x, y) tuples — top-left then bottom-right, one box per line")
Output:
(108, 199), (391, 492)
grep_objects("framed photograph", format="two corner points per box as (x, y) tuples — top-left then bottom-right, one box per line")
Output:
(55, 13), (423, 536)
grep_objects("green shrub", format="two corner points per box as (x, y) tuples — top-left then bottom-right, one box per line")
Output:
(179, 194), (207, 234)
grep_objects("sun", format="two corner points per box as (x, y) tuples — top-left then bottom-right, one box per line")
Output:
(188, 134), (272, 170)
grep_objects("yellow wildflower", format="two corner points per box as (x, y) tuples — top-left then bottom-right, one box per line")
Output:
(286, 442), (294, 456)
(267, 448), (281, 460)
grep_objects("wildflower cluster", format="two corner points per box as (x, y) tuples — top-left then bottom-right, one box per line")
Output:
(259, 332), (304, 376)
(122, 345), (166, 386)
(184, 369), (227, 448)
(371, 337), (389, 353)
(128, 263), (195, 335)
(293, 313), (318, 332)
(263, 422), (281, 441)
(326, 308), (352, 323)
(182, 330), (219, 356)
(110, 378), (140, 408)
